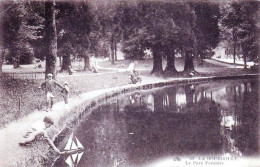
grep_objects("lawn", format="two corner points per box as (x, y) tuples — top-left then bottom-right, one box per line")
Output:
(0, 72), (130, 129)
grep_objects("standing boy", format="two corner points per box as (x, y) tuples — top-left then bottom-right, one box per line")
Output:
(39, 73), (64, 112)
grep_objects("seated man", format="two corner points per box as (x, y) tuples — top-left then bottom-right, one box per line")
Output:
(130, 70), (142, 84)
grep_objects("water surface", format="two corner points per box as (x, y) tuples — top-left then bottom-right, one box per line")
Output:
(54, 79), (259, 167)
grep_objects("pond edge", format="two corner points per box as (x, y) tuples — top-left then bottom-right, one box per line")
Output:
(48, 73), (259, 166)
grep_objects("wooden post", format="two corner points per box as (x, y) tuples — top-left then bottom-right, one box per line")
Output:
(18, 97), (21, 111)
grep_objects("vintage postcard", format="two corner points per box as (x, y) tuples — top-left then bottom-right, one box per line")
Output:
(0, 0), (259, 167)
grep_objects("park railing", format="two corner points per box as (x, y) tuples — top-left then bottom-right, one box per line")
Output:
(3, 72), (46, 80)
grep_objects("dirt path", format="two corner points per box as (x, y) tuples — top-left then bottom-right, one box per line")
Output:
(203, 59), (240, 68)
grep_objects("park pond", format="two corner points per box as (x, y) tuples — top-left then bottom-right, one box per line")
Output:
(53, 78), (259, 167)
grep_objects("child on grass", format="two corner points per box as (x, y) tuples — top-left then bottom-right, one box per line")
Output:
(19, 116), (83, 155)
(19, 116), (54, 144)
(19, 116), (61, 152)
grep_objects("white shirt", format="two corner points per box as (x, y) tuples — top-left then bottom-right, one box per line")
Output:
(31, 120), (46, 132)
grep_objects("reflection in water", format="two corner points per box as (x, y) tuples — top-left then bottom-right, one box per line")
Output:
(176, 90), (186, 108)
(163, 94), (169, 107)
(147, 94), (154, 112)
(53, 79), (259, 167)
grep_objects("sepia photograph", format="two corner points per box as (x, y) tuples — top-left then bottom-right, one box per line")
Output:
(0, 0), (259, 166)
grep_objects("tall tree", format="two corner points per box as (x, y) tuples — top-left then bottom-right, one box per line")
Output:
(221, 2), (243, 65)
(92, 0), (125, 64)
(56, 1), (92, 71)
(44, 0), (58, 78)
(2, 2), (43, 68)
(173, 3), (197, 74)
(121, 1), (181, 76)
(163, 2), (182, 76)
(193, 2), (221, 64)
(0, 2), (3, 78)
(2, 2), (24, 68)
(237, 1), (260, 69)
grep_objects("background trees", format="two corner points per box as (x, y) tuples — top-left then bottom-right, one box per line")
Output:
(237, 1), (259, 68)
(221, 2), (244, 65)
(56, 1), (92, 71)
(193, 2), (221, 64)
(120, 1), (198, 75)
(2, 2), (43, 68)
(0, 0), (259, 76)
(221, 1), (260, 68)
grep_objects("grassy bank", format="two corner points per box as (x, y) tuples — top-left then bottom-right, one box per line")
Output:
(0, 71), (130, 129)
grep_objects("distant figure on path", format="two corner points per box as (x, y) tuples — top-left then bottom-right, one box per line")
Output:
(90, 56), (99, 73)
(127, 60), (142, 84)
(127, 60), (135, 75)
(38, 73), (64, 112)
(130, 70), (142, 84)
(61, 82), (70, 108)
(68, 66), (75, 75)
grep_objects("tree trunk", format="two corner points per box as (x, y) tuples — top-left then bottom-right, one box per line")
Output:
(11, 45), (20, 68)
(83, 55), (91, 70)
(184, 51), (194, 72)
(185, 85), (194, 107)
(151, 47), (164, 75)
(60, 55), (71, 72)
(164, 48), (178, 75)
(153, 92), (164, 112)
(0, 50), (2, 79)
(233, 42), (236, 65)
(243, 53), (247, 69)
(199, 51), (204, 65)
(111, 35), (115, 64)
(59, 56), (62, 67)
(114, 39), (117, 61)
(45, 0), (58, 79)
(166, 88), (176, 112)
(233, 28), (236, 65)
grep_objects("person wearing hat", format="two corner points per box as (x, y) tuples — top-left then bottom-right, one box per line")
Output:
(38, 73), (64, 112)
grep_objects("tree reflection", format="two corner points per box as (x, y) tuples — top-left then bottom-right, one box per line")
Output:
(176, 87), (187, 109)
(54, 79), (259, 167)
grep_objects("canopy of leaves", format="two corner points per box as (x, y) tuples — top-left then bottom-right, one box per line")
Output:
(221, 1), (260, 62)
(1, 1), (44, 64)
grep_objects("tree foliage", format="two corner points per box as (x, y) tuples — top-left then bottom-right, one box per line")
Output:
(193, 2), (221, 58)
(0, 0), (258, 76)
(56, 1), (92, 71)
(2, 2), (44, 67)
(221, 1), (260, 68)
